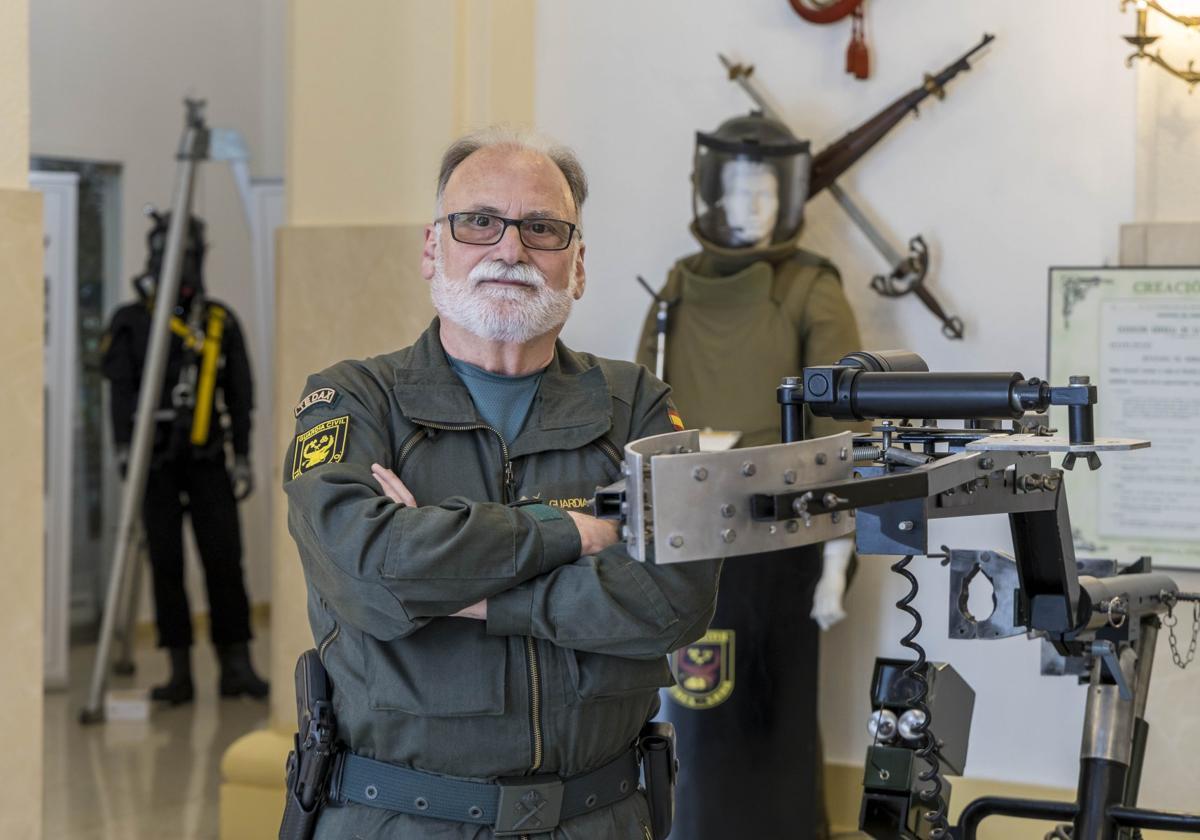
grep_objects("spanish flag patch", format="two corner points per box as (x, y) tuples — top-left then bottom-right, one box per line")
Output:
(667, 401), (685, 431)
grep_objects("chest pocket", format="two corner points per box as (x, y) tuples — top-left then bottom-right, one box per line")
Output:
(364, 620), (507, 716)
(515, 439), (623, 511)
(395, 427), (498, 505)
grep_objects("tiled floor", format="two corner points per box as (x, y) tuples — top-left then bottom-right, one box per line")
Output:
(43, 631), (270, 840)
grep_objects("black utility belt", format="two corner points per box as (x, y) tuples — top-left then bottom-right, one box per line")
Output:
(328, 747), (641, 836)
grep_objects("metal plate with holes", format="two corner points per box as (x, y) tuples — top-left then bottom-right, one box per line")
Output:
(623, 430), (701, 564)
(643, 431), (856, 565)
(948, 549), (1022, 640)
(965, 434), (1150, 453)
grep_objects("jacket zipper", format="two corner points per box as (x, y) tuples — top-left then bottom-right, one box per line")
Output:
(409, 419), (542, 781)
(396, 427), (428, 471)
(317, 623), (339, 663)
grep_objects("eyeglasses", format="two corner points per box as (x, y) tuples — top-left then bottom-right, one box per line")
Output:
(440, 212), (578, 251)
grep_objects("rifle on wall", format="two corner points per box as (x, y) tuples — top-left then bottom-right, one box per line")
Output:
(720, 33), (995, 340)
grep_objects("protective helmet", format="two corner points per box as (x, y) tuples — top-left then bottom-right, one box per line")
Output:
(136, 209), (208, 304)
(693, 111), (811, 248)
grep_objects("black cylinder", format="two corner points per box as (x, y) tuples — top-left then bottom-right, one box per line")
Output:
(812, 371), (1028, 421)
(839, 349), (929, 373)
(1069, 404), (1095, 445)
(778, 377), (805, 443)
(1075, 758), (1128, 840)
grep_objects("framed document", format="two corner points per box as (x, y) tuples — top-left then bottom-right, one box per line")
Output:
(1048, 267), (1200, 571)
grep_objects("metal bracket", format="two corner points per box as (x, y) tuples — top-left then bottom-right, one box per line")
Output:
(1092, 640), (1134, 702)
(947, 550), (1022, 640)
(620, 430), (856, 564)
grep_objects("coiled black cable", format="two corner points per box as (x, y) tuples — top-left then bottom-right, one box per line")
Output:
(892, 554), (950, 838)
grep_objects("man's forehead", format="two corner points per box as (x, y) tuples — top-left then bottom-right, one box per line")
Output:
(443, 146), (574, 217)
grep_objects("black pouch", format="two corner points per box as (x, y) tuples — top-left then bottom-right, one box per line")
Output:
(279, 650), (337, 840)
(638, 721), (677, 840)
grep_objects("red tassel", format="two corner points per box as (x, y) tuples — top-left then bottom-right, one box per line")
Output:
(846, 5), (870, 80)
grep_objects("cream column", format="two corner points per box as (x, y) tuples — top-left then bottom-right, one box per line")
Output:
(219, 3), (535, 835)
(0, 0), (44, 838)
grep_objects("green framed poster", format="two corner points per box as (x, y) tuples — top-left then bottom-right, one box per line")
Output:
(1048, 267), (1200, 571)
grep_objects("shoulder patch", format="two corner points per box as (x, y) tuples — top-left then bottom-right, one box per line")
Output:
(667, 400), (685, 431)
(291, 415), (350, 479)
(295, 387), (339, 418)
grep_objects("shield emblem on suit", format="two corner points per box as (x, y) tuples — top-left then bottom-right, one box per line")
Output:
(668, 628), (734, 709)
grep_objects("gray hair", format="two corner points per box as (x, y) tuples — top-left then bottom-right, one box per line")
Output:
(435, 126), (588, 221)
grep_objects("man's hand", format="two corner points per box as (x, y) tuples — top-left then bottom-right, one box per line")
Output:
(566, 510), (620, 556)
(451, 601), (487, 620)
(371, 463), (417, 507)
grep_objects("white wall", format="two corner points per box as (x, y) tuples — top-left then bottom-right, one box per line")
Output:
(30, 0), (286, 615)
(537, 0), (1200, 803)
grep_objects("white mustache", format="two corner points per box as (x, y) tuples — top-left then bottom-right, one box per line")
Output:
(468, 260), (547, 287)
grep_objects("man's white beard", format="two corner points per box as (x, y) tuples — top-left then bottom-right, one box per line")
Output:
(431, 251), (577, 344)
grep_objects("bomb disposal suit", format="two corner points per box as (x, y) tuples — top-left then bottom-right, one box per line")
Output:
(101, 212), (263, 702)
(285, 320), (722, 838)
(636, 112), (867, 840)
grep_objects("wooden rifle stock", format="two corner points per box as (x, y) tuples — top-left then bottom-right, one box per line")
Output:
(809, 33), (995, 197)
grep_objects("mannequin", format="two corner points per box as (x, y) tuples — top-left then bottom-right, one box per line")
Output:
(637, 112), (867, 839)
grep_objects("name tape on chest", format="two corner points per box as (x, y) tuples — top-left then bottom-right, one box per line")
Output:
(295, 387), (339, 418)
(291, 415), (350, 479)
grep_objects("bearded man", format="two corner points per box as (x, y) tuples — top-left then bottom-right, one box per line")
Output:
(284, 127), (722, 839)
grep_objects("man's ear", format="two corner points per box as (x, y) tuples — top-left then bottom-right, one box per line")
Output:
(571, 241), (587, 300)
(421, 224), (438, 281)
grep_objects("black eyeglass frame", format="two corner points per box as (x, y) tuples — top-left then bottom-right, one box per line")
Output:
(438, 212), (579, 252)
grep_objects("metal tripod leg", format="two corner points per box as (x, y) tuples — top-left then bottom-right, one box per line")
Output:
(80, 100), (209, 724)
(1074, 641), (1139, 840)
(111, 523), (146, 677)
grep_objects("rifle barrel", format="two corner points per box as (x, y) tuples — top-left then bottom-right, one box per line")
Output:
(809, 33), (995, 197)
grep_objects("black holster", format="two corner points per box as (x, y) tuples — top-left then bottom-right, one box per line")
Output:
(279, 650), (338, 840)
(639, 721), (677, 840)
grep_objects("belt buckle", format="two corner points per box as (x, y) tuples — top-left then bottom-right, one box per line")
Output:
(494, 774), (564, 836)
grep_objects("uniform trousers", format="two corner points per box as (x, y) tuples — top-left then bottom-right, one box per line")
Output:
(663, 544), (828, 840)
(142, 454), (252, 648)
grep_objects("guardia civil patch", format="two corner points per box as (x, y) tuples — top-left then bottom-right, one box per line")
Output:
(294, 387), (339, 418)
(291, 415), (349, 479)
(668, 628), (734, 710)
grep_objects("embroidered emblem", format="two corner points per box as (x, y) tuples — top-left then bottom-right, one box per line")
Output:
(294, 386), (339, 418)
(668, 628), (734, 709)
(547, 497), (591, 510)
(291, 416), (349, 479)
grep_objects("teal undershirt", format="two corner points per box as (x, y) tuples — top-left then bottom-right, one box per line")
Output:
(447, 354), (546, 443)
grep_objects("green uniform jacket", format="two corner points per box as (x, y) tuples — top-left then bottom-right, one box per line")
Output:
(638, 234), (867, 447)
(285, 319), (721, 839)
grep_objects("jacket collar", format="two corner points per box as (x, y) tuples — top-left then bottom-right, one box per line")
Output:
(688, 221), (802, 275)
(391, 318), (613, 456)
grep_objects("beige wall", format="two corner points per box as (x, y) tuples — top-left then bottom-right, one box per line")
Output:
(0, 0), (30, 188)
(287, 0), (535, 227)
(1, 2), (44, 838)
(267, 0), (536, 730)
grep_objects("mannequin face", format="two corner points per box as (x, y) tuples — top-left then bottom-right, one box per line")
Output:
(720, 159), (779, 246)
